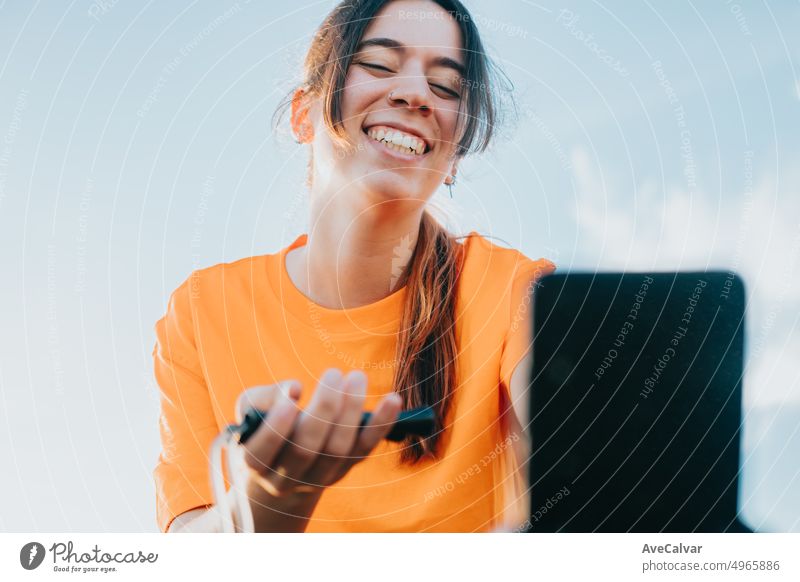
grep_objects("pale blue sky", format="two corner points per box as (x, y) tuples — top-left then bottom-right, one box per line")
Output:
(0, 0), (798, 531)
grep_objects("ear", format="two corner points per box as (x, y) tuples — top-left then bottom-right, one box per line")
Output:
(444, 160), (459, 185)
(290, 86), (314, 143)
(449, 159), (460, 178)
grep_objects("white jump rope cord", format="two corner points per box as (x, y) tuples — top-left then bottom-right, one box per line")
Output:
(210, 431), (254, 533)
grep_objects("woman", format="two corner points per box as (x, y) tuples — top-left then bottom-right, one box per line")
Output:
(153, 0), (555, 533)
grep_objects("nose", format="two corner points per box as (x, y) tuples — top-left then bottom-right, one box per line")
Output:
(388, 73), (433, 115)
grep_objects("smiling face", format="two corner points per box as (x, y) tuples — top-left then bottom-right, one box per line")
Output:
(301, 0), (465, 205)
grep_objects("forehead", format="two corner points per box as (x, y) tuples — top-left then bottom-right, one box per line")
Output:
(360, 0), (464, 59)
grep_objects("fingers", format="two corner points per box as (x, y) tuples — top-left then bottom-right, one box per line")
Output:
(265, 368), (345, 490)
(238, 369), (405, 498)
(321, 370), (367, 457)
(299, 370), (368, 486)
(241, 384), (302, 475)
(317, 390), (402, 491)
(351, 392), (403, 459)
(235, 380), (301, 423)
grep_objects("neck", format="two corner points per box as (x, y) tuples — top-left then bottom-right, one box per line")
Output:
(287, 187), (424, 310)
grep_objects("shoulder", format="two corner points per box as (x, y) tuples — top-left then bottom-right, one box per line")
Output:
(184, 254), (268, 292)
(162, 254), (270, 321)
(454, 230), (557, 327)
(188, 254), (266, 281)
(459, 230), (557, 283)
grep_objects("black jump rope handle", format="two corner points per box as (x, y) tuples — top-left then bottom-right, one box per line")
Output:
(231, 405), (436, 446)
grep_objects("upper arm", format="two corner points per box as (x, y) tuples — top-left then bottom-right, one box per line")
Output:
(507, 349), (533, 430)
(153, 277), (220, 533)
(500, 351), (534, 489)
(499, 254), (555, 438)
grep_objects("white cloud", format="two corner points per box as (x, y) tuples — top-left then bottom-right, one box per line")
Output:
(569, 145), (800, 406)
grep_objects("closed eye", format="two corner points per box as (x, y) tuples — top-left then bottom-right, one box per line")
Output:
(431, 84), (461, 99)
(359, 62), (461, 99)
(359, 62), (393, 72)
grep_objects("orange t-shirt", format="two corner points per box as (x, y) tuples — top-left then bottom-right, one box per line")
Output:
(152, 231), (556, 532)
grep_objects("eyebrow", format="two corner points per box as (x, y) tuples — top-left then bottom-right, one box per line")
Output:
(355, 37), (466, 77)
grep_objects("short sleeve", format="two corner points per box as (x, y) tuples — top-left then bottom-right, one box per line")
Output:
(152, 275), (220, 533)
(499, 255), (557, 393)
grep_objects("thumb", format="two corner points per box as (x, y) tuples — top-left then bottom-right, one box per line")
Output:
(235, 380), (302, 423)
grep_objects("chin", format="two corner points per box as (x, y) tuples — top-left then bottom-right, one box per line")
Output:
(361, 176), (428, 203)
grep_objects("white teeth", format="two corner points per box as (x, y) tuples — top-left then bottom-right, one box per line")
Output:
(366, 127), (426, 155)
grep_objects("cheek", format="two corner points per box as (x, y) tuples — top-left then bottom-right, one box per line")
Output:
(440, 109), (462, 146)
(340, 70), (379, 126)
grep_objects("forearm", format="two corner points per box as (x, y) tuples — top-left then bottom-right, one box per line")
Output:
(246, 478), (324, 533)
(169, 481), (324, 533)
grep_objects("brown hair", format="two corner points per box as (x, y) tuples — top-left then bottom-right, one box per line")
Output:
(274, 0), (510, 463)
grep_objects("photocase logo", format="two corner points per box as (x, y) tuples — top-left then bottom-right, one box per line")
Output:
(20, 542), (46, 570)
